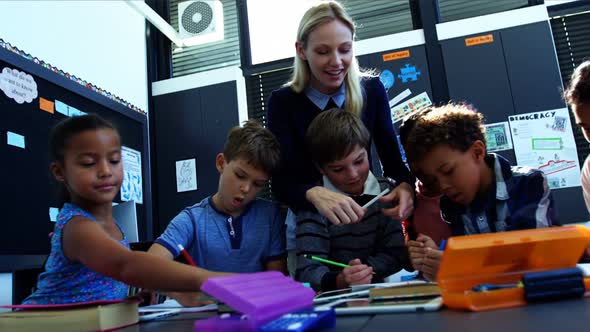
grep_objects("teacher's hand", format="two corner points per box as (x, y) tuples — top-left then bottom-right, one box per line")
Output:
(379, 182), (414, 220)
(306, 186), (365, 225)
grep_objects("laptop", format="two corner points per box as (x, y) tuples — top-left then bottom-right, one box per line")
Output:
(113, 200), (139, 243)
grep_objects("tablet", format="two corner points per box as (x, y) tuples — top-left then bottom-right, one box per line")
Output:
(313, 288), (370, 305)
(319, 296), (443, 315)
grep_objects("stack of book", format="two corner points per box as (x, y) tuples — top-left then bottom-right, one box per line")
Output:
(0, 300), (139, 332)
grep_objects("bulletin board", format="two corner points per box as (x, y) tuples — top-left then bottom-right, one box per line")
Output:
(358, 44), (433, 167)
(0, 47), (152, 271)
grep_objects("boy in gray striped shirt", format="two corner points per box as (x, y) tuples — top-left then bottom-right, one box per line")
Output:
(296, 109), (409, 291)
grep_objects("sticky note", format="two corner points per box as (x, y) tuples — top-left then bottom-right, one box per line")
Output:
(39, 97), (54, 113)
(7, 131), (25, 149)
(69, 107), (83, 117)
(55, 100), (69, 116)
(49, 207), (59, 222)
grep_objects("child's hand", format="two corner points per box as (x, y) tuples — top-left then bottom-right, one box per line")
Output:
(421, 248), (443, 281)
(407, 234), (437, 271)
(416, 234), (437, 250)
(380, 182), (414, 220)
(167, 291), (216, 307)
(306, 186), (366, 225)
(336, 259), (373, 288)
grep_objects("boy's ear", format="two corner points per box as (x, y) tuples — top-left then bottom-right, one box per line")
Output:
(215, 153), (226, 173)
(295, 41), (307, 61)
(471, 140), (487, 161)
(50, 162), (65, 182)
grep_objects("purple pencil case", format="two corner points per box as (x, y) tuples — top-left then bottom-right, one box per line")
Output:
(194, 271), (315, 332)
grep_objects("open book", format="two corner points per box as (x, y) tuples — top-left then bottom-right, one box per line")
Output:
(0, 300), (139, 332)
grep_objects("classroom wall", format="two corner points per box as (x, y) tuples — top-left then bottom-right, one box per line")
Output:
(151, 66), (247, 234)
(0, 0), (148, 305)
(0, 0), (148, 112)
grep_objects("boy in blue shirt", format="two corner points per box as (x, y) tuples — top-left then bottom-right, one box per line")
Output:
(148, 121), (287, 276)
(296, 109), (408, 291)
(399, 104), (558, 280)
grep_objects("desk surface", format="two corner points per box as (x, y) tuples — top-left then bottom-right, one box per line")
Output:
(120, 298), (590, 331)
(119, 312), (369, 332)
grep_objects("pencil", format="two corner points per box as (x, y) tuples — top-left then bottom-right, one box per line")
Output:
(362, 188), (391, 209)
(177, 244), (197, 267)
(303, 254), (349, 268)
(303, 254), (376, 274)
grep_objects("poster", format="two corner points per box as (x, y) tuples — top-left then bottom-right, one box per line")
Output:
(508, 108), (581, 189)
(484, 122), (513, 152)
(121, 146), (143, 204)
(390, 91), (432, 124)
(176, 158), (198, 193)
(0, 67), (38, 104)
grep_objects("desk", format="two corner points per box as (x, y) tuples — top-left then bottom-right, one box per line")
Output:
(119, 298), (590, 331)
(118, 311), (370, 332)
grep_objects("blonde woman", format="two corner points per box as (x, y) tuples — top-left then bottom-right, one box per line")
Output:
(267, 1), (414, 226)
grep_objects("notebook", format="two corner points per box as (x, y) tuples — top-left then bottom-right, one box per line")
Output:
(316, 282), (443, 315)
(0, 300), (139, 332)
(369, 283), (441, 300)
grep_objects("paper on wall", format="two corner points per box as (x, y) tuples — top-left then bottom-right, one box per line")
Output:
(508, 108), (581, 189)
(121, 146), (143, 204)
(390, 91), (432, 124)
(176, 158), (198, 193)
(484, 122), (513, 152)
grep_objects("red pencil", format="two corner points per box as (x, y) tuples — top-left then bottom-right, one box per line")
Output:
(177, 244), (197, 267)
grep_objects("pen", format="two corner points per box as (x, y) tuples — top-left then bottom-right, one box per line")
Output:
(439, 239), (447, 251)
(303, 254), (375, 274)
(177, 244), (197, 267)
(472, 282), (523, 292)
(362, 188), (391, 209)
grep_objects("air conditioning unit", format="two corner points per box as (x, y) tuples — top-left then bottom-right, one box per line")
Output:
(178, 0), (224, 46)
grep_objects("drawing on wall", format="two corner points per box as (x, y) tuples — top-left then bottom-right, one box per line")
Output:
(176, 158), (198, 193)
(121, 146), (143, 204)
(0, 67), (38, 104)
(484, 122), (513, 152)
(397, 64), (421, 83)
(508, 108), (581, 189)
(379, 69), (395, 91)
(390, 91), (432, 124)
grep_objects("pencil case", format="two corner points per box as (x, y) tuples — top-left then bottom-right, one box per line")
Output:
(437, 226), (590, 311)
(523, 267), (585, 302)
(195, 271), (315, 332)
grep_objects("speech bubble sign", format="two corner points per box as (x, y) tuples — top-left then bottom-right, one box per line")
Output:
(0, 67), (38, 104)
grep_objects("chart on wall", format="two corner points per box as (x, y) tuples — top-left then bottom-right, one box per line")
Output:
(358, 45), (433, 127)
(508, 108), (581, 189)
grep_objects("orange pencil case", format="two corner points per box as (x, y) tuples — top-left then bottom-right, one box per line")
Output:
(437, 225), (590, 311)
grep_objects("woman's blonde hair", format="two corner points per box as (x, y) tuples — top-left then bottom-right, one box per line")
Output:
(288, 1), (374, 117)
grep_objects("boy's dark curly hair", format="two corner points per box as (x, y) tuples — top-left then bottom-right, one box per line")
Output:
(564, 61), (590, 106)
(399, 103), (486, 164)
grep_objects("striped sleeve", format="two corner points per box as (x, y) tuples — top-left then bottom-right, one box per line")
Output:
(294, 210), (331, 291)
